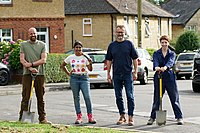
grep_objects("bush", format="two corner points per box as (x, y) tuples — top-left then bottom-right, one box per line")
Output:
(0, 40), (22, 70)
(9, 46), (22, 70)
(45, 53), (70, 83)
(175, 31), (200, 54)
(146, 48), (156, 57)
(0, 40), (70, 83)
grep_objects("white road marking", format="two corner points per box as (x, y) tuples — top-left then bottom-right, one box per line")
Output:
(83, 103), (200, 125)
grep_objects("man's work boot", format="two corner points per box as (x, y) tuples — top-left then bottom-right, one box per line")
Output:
(116, 114), (126, 125)
(39, 118), (52, 125)
(128, 115), (134, 126)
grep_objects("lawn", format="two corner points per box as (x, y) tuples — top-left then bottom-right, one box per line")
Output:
(0, 121), (135, 133)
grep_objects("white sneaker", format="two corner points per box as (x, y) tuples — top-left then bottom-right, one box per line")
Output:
(177, 118), (184, 125)
(147, 118), (155, 125)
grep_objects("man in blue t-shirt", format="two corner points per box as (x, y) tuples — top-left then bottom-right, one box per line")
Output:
(106, 25), (138, 126)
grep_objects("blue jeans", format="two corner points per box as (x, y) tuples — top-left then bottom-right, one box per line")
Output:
(113, 73), (135, 116)
(70, 74), (93, 114)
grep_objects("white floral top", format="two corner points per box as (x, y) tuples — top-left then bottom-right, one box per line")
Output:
(64, 54), (91, 74)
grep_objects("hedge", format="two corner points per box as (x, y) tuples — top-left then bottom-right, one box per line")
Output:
(45, 53), (70, 83)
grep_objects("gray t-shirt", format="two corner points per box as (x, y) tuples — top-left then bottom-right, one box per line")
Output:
(20, 40), (47, 75)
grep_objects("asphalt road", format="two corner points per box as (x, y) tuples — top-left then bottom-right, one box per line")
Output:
(0, 80), (200, 133)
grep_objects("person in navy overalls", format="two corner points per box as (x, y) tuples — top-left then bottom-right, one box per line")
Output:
(147, 35), (184, 125)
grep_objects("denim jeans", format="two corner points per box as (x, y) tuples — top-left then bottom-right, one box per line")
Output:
(70, 74), (92, 114)
(113, 73), (135, 116)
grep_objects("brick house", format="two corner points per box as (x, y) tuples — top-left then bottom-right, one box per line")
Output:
(0, 0), (65, 53)
(64, 0), (174, 51)
(161, 0), (200, 39)
(0, 0), (174, 53)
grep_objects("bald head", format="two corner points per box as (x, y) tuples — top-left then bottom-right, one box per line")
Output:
(28, 27), (37, 42)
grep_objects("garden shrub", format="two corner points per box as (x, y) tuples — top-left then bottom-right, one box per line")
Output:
(45, 53), (70, 83)
(146, 48), (156, 57)
(0, 40), (22, 70)
(0, 40), (70, 83)
(175, 31), (200, 54)
(9, 46), (22, 70)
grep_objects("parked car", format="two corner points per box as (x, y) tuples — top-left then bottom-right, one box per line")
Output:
(65, 47), (103, 55)
(136, 48), (154, 85)
(192, 57), (200, 92)
(175, 52), (197, 79)
(84, 48), (154, 87)
(85, 51), (113, 88)
(0, 63), (10, 86)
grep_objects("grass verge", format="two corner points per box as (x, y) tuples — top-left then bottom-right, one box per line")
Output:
(0, 121), (135, 133)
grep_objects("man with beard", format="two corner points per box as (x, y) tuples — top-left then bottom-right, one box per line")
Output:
(19, 27), (51, 124)
(106, 25), (138, 126)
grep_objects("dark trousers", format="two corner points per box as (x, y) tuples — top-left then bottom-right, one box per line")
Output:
(150, 71), (183, 119)
(19, 74), (46, 121)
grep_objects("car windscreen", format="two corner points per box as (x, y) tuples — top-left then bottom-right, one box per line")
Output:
(65, 48), (103, 54)
(136, 49), (143, 58)
(88, 54), (106, 63)
(177, 54), (195, 61)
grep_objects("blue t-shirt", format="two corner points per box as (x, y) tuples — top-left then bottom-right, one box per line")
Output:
(106, 40), (138, 74)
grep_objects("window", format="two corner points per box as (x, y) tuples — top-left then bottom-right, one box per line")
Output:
(185, 25), (196, 31)
(177, 54), (195, 61)
(134, 17), (138, 37)
(36, 28), (49, 52)
(83, 18), (92, 36)
(145, 17), (150, 37)
(124, 16), (132, 37)
(0, 29), (12, 42)
(0, 0), (11, 4)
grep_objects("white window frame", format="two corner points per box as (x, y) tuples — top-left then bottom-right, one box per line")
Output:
(36, 27), (49, 53)
(0, 0), (11, 4)
(145, 17), (150, 37)
(0, 29), (12, 42)
(134, 17), (138, 37)
(83, 18), (92, 36)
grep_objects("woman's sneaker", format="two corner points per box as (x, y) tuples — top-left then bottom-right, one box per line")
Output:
(88, 113), (96, 124)
(75, 113), (82, 124)
(147, 118), (155, 125)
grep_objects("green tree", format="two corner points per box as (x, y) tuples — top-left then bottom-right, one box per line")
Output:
(175, 31), (200, 54)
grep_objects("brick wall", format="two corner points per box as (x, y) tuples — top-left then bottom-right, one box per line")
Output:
(0, 17), (65, 53)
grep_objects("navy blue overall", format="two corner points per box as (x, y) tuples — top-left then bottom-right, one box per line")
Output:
(150, 48), (183, 119)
